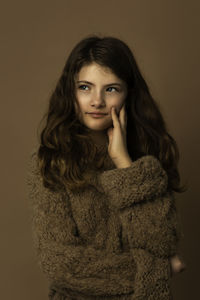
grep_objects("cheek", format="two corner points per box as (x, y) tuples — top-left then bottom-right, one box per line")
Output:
(113, 100), (125, 115)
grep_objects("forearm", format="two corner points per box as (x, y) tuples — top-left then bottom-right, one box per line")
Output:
(35, 238), (135, 296)
(119, 191), (181, 259)
(31, 200), (135, 296)
(98, 155), (168, 210)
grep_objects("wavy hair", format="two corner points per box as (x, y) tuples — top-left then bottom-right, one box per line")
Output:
(36, 34), (187, 193)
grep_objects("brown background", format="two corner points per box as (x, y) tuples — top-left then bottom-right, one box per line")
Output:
(0, 0), (199, 299)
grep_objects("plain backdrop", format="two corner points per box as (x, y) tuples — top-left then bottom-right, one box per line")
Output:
(0, 0), (199, 299)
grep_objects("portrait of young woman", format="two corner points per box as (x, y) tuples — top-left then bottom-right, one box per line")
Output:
(26, 34), (186, 299)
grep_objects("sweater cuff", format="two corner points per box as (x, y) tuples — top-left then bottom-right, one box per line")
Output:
(98, 155), (168, 210)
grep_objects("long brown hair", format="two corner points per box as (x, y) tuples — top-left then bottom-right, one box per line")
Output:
(36, 34), (187, 193)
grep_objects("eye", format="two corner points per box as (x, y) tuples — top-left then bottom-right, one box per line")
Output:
(107, 87), (119, 92)
(78, 85), (89, 90)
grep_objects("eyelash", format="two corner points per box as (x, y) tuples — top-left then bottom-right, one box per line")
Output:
(78, 85), (119, 92)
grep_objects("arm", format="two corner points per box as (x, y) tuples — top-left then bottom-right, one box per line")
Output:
(98, 155), (183, 299)
(119, 190), (181, 259)
(25, 149), (135, 297)
(98, 155), (182, 258)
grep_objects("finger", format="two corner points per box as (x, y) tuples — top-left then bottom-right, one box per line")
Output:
(111, 107), (120, 128)
(119, 104), (127, 130)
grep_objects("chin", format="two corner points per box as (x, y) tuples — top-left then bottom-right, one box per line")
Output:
(84, 119), (112, 131)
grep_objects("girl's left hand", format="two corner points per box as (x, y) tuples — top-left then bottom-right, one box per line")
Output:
(107, 103), (131, 167)
(170, 254), (186, 276)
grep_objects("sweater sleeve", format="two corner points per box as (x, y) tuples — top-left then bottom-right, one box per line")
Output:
(25, 149), (135, 297)
(98, 155), (182, 259)
(98, 155), (168, 209)
(119, 191), (181, 259)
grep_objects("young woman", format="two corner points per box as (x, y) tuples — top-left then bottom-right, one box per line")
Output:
(26, 34), (186, 299)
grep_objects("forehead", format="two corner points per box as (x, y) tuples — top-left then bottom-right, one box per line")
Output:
(76, 63), (123, 82)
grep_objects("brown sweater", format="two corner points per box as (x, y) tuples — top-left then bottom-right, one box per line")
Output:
(25, 143), (182, 300)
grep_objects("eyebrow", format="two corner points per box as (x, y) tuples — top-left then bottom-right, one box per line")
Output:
(76, 80), (123, 87)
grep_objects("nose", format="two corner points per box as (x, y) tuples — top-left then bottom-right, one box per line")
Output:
(91, 90), (105, 107)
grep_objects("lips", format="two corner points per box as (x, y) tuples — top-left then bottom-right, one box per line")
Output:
(87, 112), (107, 115)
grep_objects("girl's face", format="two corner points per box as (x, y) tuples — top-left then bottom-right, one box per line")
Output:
(74, 62), (128, 141)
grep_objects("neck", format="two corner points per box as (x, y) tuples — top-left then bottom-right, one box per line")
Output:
(88, 130), (108, 147)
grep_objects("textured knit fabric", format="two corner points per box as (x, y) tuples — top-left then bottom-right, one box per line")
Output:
(25, 142), (182, 300)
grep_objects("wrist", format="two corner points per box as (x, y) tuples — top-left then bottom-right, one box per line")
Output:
(116, 157), (132, 169)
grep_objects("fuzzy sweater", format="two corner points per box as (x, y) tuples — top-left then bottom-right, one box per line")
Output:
(25, 143), (182, 300)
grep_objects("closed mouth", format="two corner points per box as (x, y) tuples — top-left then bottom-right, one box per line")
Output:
(87, 113), (107, 115)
